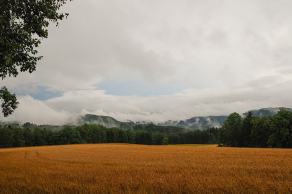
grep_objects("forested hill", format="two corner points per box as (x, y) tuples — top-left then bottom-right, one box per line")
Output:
(1, 107), (291, 132)
(78, 114), (226, 130)
(1, 107), (292, 148)
(244, 107), (292, 117)
(79, 107), (292, 130)
(220, 108), (292, 148)
(79, 114), (135, 130)
(159, 116), (227, 130)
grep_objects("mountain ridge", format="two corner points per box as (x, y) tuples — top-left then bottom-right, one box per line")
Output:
(3, 107), (291, 130)
(79, 114), (135, 130)
(79, 107), (292, 130)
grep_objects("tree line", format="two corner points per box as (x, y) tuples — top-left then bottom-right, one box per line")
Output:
(1, 109), (292, 148)
(0, 123), (219, 147)
(220, 109), (292, 148)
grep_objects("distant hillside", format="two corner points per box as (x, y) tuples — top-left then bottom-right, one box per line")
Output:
(79, 114), (135, 130)
(78, 114), (225, 130)
(1, 107), (291, 132)
(244, 107), (292, 117)
(159, 107), (292, 130)
(78, 107), (292, 130)
(159, 116), (227, 130)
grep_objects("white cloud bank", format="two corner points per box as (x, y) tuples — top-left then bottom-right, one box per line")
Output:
(3, 76), (292, 125)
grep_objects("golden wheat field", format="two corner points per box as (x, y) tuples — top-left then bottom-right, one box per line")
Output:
(0, 144), (292, 194)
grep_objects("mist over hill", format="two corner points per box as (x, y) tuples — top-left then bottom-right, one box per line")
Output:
(243, 107), (292, 117)
(78, 114), (135, 130)
(1, 107), (292, 148)
(1, 107), (291, 130)
(160, 107), (292, 130)
(77, 107), (292, 130)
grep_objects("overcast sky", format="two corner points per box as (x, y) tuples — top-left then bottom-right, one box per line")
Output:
(2, 0), (292, 124)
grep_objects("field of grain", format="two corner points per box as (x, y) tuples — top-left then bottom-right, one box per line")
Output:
(0, 144), (291, 194)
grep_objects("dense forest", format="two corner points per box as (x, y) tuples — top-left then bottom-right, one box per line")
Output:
(0, 109), (292, 148)
(220, 109), (292, 148)
(0, 123), (219, 147)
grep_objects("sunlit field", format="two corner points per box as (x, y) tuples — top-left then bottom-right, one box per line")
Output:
(0, 144), (292, 194)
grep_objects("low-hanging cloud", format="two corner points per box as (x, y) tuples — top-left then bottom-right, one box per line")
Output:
(3, 76), (292, 125)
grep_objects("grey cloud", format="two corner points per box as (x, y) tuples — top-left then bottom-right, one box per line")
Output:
(3, 76), (292, 125)
(2, 0), (292, 123)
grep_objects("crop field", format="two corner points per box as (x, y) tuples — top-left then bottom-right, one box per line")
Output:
(0, 144), (292, 194)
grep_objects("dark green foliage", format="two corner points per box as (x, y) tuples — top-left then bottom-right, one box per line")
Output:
(3, 109), (292, 148)
(23, 128), (33, 146)
(220, 109), (292, 148)
(0, 124), (220, 147)
(33, 128), (47, 146)
(220, 113), (242, 146)
(250, 117), (271, 147)
(0, 0), (70, 79)
(0, 127), (13, 147)
(268, 110), (292, 148)
(0, 0), (70, 116)
(11, 127), (25, 147)
(241, 112), (253, 146)
(0, 87), (18, 117)
(57, 126), (82, 144)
